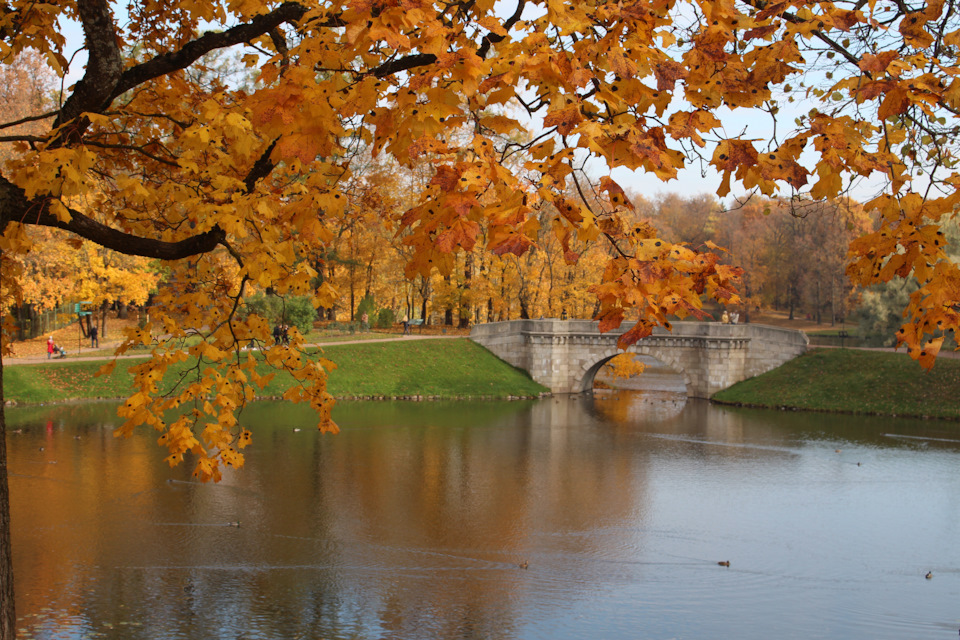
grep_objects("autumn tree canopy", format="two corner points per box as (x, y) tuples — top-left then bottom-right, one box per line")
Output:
(1, 0), (959, 634)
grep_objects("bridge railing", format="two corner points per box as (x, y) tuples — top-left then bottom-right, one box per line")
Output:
(471, 318), (808, 346)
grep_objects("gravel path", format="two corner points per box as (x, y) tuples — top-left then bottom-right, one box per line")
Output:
(1, 333), (462, 366)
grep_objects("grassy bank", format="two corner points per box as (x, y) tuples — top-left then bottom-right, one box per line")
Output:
(712, 348), (960, 420)
(2, 338), (547, 405)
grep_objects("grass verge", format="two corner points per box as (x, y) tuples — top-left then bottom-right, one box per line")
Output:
(1, 338), (546, 405)
(712, 348), (960, 420)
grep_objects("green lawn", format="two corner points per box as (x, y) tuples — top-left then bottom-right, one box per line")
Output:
(318, 339), (546, 398)
(712, 348), (960, 419)
(3, 357), (148, 404)
(1, 338), (546, 404)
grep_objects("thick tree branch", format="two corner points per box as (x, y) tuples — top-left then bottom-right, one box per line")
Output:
(52, 0), (123, 139)
(244, 139), (280, 192)
(113, 3), (309, 98)
(0, 175), (225, 260)
(373, 53), (439, 78)
(50, 3), (311, 148)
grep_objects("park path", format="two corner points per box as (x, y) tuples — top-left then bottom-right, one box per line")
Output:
(1, 333), (462, 366)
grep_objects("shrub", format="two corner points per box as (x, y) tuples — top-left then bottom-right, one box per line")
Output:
(281, 296), (316, 334)
(243, 294), (281, 321)
(242, 294), (315, 334)
(375, 308), (395, 329)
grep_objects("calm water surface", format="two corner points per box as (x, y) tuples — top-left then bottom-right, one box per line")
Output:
(7, 390), (960, 639)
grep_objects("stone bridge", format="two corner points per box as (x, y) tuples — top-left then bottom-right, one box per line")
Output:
(469, 319), (809, 398)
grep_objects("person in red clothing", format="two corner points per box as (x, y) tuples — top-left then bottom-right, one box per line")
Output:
(47, 336), (54, 359)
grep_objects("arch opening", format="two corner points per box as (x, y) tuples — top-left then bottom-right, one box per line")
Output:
(583, 353), (689, 396)
(584, 352), (690, 423)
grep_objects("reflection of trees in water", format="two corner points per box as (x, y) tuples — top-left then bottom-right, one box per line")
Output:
(291, 397), (649, 637)
(9, 399), (652, 639)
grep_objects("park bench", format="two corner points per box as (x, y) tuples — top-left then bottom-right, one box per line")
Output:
(404, 318), (424, 334)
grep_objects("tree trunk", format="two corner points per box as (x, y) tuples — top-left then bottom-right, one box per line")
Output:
(831, 277), (836, 326)
(0, 345), (16, 640)
(500, 278), (507, 320)
(443, 274), (453, 326)
(519, 296), (530, 319)
(458, 254), (472, 329)
(349, 264), (356, 321)
(743, 278), (752, 324)
(815, 280), (822, 324)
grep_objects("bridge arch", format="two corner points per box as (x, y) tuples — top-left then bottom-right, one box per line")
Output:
(576, 347), (692, 394)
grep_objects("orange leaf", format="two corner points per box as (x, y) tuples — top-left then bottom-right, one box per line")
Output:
(616, 319), (654, 349)
(599, 176), (634, 210)
(597, 306), (625, 333)
(444, 192), (479, 217)
(543, 104), (584, 136)
(859, 51), (898, 74)
(435, 218), (480, 252)
(431, 166), (460, 191)
(489, 230), (533, 256)
(915, 337), (944, 370)
(878, 87), (910, 120)
(654, 60), (688, 91)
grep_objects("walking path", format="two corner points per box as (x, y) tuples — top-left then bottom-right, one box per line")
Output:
(2, 333), (462, 366)
(809, 343), (960, 358)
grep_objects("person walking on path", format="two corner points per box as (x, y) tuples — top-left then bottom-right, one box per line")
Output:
(90, 325), (99, 348)
(47, 336), (54, 359)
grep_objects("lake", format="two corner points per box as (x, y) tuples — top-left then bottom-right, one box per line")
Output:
(6, 390), (960, 639)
